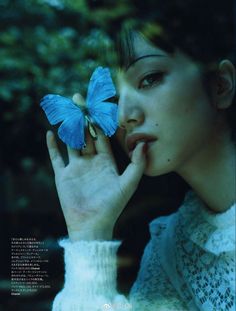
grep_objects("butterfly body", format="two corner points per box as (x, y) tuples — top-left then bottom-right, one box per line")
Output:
(40, 67), (117, 149)
(86, 116), (98, 140)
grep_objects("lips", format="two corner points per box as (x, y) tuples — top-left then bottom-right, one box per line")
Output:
(126, 133), (157, 153)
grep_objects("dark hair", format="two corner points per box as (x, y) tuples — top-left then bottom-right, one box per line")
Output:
(115, 0), (236, 139)
(116, 0), (235, 63)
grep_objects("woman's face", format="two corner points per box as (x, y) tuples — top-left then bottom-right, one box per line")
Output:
(116, 34), (221, 176)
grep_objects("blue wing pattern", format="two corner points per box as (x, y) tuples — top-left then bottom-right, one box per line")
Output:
(58, 114), (85, 149)
(40, 94), (80, 124)
(40, 94), (85, 149)
(89, 101), (118, 137)
(40, 67), (117, 148)
(86, 67), (116, 107)
(86, 67), (118, 136)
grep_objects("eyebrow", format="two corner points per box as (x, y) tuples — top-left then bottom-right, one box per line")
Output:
(126, 54), (167, 70)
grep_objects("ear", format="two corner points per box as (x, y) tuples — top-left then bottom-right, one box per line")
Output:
(213, 59), (235, 109)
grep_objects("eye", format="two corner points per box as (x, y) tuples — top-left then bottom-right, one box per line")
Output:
(138, 72), (165, 89)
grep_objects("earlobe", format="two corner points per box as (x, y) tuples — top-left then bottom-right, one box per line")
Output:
(215, 59), (235, 109)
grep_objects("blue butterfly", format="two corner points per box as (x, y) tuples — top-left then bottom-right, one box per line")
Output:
(40, 66), (118, 149)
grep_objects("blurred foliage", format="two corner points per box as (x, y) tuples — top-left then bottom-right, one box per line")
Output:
(0, 0), (121, 212)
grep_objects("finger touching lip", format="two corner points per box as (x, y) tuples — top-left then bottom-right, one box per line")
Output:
(126, 133), (157, 153)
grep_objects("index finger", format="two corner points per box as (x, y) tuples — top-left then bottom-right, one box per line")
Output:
(94, 128), (113, 156)
(46, 131), (65, 174)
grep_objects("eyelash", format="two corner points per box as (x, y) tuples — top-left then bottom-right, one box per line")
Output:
(138, 72), (165, 90)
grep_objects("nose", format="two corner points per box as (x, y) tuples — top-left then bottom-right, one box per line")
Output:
(118, 90), (144, 132)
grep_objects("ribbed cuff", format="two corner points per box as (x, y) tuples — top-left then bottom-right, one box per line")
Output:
(59, 238), (122, 299)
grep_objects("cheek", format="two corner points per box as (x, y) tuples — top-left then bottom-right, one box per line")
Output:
(155, 73), (214, 131)
(145, 80), (216, 170)
(167, 73), (208, 113)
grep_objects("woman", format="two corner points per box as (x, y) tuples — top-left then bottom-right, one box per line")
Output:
(48, 1), (235, 310)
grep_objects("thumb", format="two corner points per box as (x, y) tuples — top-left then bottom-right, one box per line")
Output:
(119, 142), (147, 198)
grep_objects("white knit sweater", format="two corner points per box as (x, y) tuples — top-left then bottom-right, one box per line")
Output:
(52, 192), (236, 311)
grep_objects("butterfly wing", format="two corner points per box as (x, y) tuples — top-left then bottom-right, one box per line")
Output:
(58, 114), (85, 149)
(89, 101), (118, 137)
(86, 67), (116, 107)
(40, 94), (85, 149)
(86, 67), (118, 136)
(40, 94), (79, 125)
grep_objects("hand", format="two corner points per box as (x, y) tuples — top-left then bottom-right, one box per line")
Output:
(46, 125), (146, 242)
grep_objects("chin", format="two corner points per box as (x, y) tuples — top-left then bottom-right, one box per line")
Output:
(144, 155), (176, 177)
(143, 163), (168, 177)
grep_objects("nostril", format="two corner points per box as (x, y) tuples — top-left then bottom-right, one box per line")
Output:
(118, 107), (144, 130)
(127, 119), (137, 123)
(119, 118), (138, 129)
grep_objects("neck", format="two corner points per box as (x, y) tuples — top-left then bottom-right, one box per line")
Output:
(177, 131), (236, 213)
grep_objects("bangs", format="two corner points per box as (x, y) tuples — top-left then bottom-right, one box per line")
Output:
(116, 22), (175, 70)
(117, 26), (136, 70)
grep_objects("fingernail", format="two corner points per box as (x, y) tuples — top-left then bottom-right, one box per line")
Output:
(47, 130), (53, 138)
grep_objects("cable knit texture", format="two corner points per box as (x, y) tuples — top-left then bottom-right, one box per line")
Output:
(52, 191), (235, 311)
